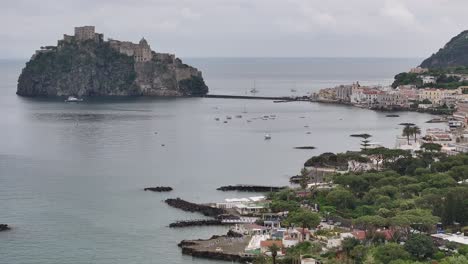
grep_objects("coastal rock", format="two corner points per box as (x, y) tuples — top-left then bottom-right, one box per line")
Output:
(164, 198), (226, 217)
(294, 146), (316, 150)
(144, 186), (173, 192)
(0, 224), (10, 232)
(17, 26), (208, 97)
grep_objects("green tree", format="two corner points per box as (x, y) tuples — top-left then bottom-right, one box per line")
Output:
(268, 244), (280, 264)
(390, 209), (439, 237)
(440, 255), (468, 264)
(285, 209), (321, 241)
(448, 165), (468, 182)
(342, 237), (361, 257)
(350, 245), (368, 264)
(373, 243), (411, 264)
(326, 187), (356, 210)
(270, 200), (300, 213)
(404, 234), (435, 260)
(412, 126), (421, 143)
(458, 245), (468, 256)
(299, 168), (310, 190)
(402, 126), (414, 145)
(421, 143), (442, 152)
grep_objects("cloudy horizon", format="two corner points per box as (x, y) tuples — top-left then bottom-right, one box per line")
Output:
(1, 0), (468, 59)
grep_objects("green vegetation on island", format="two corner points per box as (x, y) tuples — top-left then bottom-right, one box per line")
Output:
(391, 30), (468, 89)
(421, 30), (468, 69)
(392, 69), (468, 89)
(253, 140), (468, 264)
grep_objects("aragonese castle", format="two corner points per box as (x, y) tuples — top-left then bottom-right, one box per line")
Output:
(20, 26), (208, 97)
(59, 26), (164, 63)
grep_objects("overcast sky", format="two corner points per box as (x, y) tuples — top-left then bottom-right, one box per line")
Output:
(1, 0), (468, 59)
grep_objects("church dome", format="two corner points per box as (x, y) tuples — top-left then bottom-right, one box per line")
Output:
(139, 38), (149, 46)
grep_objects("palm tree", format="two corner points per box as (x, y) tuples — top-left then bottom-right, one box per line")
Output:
(268, 244), (281, 264)
(402, 126), (413, 145)
(299, 168), (309, 190)
(412, 126), (421, 143)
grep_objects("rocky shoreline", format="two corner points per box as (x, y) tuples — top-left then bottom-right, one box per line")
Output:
(217, 185), (286, 192)
(164, 198), (226, 217)
(144, 186), (173, 192)
(178, 232), (252, 263)
(0, 224), (10, 232)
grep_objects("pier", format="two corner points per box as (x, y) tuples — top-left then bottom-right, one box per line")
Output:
(217, 185), (287, 192)
(203, 94), (310, 101)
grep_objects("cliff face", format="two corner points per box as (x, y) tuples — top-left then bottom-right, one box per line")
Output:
(420, 30), (468, 69)
(17, 34), (208, 97)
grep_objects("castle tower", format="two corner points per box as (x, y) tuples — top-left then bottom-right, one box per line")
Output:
(74, 26), (96, 41)
(135, 37), (152, 62)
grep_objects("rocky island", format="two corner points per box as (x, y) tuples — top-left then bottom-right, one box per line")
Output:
(17, 26), (208, 97)
(0, 224), (10, 232)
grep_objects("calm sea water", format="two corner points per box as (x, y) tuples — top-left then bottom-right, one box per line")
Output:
(0, 58), (443, 264)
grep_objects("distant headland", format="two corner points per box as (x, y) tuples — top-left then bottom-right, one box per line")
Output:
(17, 26), (208, 97)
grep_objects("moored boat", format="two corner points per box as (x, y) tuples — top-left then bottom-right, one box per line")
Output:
(65, 96), (83, 102)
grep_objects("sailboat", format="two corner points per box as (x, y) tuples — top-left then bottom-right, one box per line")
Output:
(290, 81), (297, 93)
(250, 80), (258, 94)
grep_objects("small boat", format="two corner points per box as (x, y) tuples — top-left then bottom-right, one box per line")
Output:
(223, 121), (228, 123)
(65, 96), (83, 102)
(250, 80), (259, 93)
(236, 115), (242, 118)
(426, 118), (446, 123)
(449, 120), (463, 128)
(291, 82), (297, 93)
(226, 116), (232, 120)
(247, 120), (252, 123)
(215, 117), (220, 121)
(264, 133), (271, 140)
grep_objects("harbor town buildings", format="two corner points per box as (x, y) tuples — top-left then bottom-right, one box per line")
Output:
(313, 84), (468, 111)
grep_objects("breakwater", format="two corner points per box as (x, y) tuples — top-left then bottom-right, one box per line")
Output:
(164, 198), (226, 217)
(144, 186), (173, 192)
(169, 219), (224, 228)
(217, 185), (286, 192)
